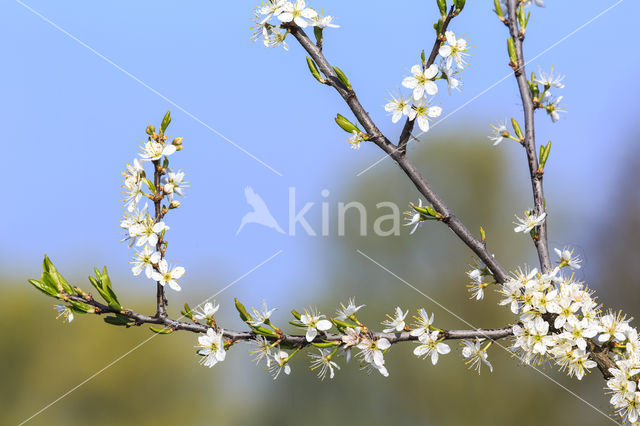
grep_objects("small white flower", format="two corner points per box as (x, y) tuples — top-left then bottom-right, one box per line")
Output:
(535, 67), (565, 89)
(261, 24), (289, 50)
(402, 64), (439, 101)
(513, 210), (546, 233)
(346, 130), (365, 150)
(54, 304), (74, 323)
(335, 298), (365, 321)
(151, 259), (185, 291)
(357, 336), (391, 368)
(136, 218), (169, 248)
(597, 311), (630, 344)
(196, 328), (226, 368)
(403, 199), (426, 235)
(544, 95), (565, 123)
(382, 307), (408, 333)
(139, 141), (176, 161)
(268, 350), (292, 379)
(249, 336), (273, 367)
(162, 169), (189, 199)
(407, 98), (442, 133)
(384, 94), (411, 124)
(248, 301), (277, 328)
(277, 0), (317, 28)
(311, 12), (339, 29)
(193, 302), (220, 320)
(256, 0), (287, 24)
(461, 339), (493, 374)
(309, 348), (340, 380)
(554, 247), (581, 270)
(440, 62), (462, 94)
(488, 119), (509, 146)
(299, 309), (332, 342)
(414, 331), (450, 365)
(438, 31), (469, 70)
(130, 245), (161, 278)
(410, 308), (434, 337)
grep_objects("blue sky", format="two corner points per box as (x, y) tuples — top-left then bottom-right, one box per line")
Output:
(1, 0), (637, 306)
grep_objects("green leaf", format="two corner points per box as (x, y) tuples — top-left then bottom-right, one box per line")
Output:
(234, 298), (253, 322)
(150, 326), (174, 334)
(27, 279), (58, 297)
(311, 341), (338, 348)
(160, 111), (171, 135)
(291, 309), (302, 320)
(507, 37), (518, 65)
(67, 299), (94, 313)
(104, 315), (133, 326)
(437, 0), (447, 17)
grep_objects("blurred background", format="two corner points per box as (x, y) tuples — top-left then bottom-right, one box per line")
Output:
(2, 0), (639, 425)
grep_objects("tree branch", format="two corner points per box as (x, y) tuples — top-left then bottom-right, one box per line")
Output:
(67, 294), (514, 346)
(288, 24), (509, 284)
(505, 0), (552, 273)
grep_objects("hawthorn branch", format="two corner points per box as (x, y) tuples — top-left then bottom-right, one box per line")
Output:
(505, 0), (552, 273)
(66, 294), (514, 346)
(288, 24), (509, 284)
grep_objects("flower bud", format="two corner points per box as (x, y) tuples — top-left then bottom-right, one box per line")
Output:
(172, 137), (183, 146)
(507, 37), (518, 67)
(510, 118), (524, 141)
(334, 114), (359, 134)
(146, 124), (156, 136)
(169, 200), (181, 209)
(332, 66), (352, 90)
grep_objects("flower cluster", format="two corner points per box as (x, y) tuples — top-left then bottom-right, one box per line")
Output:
(119, 113), (186, 292)
(252, 0), (339, 51)
(487, 248), (640, 422)
(385, 30), (469, 134)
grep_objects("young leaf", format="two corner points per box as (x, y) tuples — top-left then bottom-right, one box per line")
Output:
(160, 110), (171, 135)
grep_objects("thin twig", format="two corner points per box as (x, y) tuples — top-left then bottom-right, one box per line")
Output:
(505, 0), (552, 273)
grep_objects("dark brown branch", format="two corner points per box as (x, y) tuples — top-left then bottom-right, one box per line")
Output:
(505, 0), (552, 273)
(288, 24), (509, 284)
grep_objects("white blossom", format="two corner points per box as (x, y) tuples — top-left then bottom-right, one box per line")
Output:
(402, 64), (439, 101)
(407, 98), (442, 133)
(54, 304), (74, 323)
(410, 308), (435, 337)
(196, 328), (226, 368)
(535, 67), (565, 89)
(298, 309), (332, 342)
(554, 247), (581, 270)
(335, 298), (365, 321)
(513, 210), (546, 233)
(139, 141), (176, 161)
(357, 337), (391, 371)
(384, 94), (411, 124)
(248, 301), (277, 328)
(488, 119), (509, 146)
(277, 0), (317, 28)
(150, 259), (185, 291)
(438, 31), (469, 70)
(193, 301), (220, 320)
(382, 306), (408, 333)
(131, 245), (161, 278)
(461, 339), (493, 374)
(268, 350), (292, 379)
(414, 331), (450, 365)
(309, 349), (340, 380)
